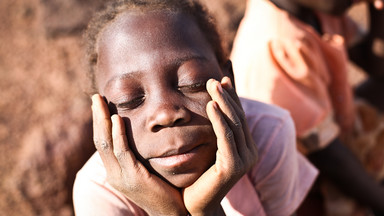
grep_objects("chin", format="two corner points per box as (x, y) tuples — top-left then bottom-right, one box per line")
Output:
(167, 172), (202, 188)
(147, 144), (217, 188)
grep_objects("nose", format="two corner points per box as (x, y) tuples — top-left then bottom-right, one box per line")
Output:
(147, 98), (191, 132)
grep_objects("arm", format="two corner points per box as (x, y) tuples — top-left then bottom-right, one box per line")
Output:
(294, 0), (383, 15)
(349, 3), (384, 77)
(294, 0), (351, 15)
(349, 5), (384, 111)
(308, 138), (384, 213)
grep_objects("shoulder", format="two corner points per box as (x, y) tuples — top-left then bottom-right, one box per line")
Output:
(240, 98), (318, 215)
(73, 153), (146, 216)
(241, 97), (297, 177)
(240, 97), (295, 163)
(240, 97), (294, 138)
(241, 97), (291, 119)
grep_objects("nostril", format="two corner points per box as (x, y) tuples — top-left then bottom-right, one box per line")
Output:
(148, 104), (191, 132)
(152, 124), (163, 132)
(174, 118), (184, 126)
(151, 118), (184, 132)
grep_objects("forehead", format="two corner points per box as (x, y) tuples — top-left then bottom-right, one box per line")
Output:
(99, 10), (196, 48)
(96, 10), (218, 90)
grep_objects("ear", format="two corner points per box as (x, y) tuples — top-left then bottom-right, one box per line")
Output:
(222, 60), (236, 89)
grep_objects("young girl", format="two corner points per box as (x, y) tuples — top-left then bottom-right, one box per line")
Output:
(73, 0), (317, 215)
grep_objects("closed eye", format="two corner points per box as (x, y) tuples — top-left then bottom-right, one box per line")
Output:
(178, 82), (206, 94)
(116, 96), (145, 110)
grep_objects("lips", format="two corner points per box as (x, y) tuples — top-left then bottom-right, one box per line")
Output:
(148, 144), (203, 169)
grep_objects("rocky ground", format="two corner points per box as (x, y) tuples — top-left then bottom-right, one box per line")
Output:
(0, 0), (103, 215)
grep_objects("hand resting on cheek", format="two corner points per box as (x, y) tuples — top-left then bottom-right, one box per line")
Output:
(92, 93), (187, 216)
(91, 76), (258, 216)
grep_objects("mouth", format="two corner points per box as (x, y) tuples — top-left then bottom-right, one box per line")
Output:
(148, 144), (203, 169)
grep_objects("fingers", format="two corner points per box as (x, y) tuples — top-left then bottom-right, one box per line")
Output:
(206, 78), (259, 166)
(92, 95), (186, 215)
(92, 94), (140, 174)
(207, 78), (244, 126)
(111, 114), (137, 171)
(92, 94), (120, 174)
(207, 79), (247, 156)
(220, 77), (258, 156)
(362, 0), (384, 9)
(374, 0), (384, 9)
(206, 100), (239, 160)
(184, 79), (257, 215)
(220, 76), (242, 107)
(220, 78), (248, 126)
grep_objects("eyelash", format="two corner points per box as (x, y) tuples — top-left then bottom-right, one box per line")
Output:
(178, 82), (206, 93)
(116, 96), (145, 111)
(115, 82), (206, 111)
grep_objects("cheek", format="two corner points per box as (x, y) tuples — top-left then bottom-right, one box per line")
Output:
(121, 116), (147, 159)
(187, 93), (211, 118)
(119, 92), (213, 159)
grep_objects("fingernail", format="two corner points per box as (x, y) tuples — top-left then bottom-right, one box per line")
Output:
(374, 0), (383, 9)
(91, 94), (99, 106)
(91, 95), (96, 111)
(212, 101), (218, 110)
(224, 76), (233, 89)
(111, 114), (117, 124)
(217, 82), (223, 94)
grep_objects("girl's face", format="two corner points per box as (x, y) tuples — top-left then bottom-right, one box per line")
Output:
(95, 10), (227, 188)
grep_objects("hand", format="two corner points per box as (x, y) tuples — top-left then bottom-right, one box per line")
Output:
(182, 77), (259, 216)
(372, 0), (383, 10)
(357, 0), (384, 10)
(91, 94), (187, 216)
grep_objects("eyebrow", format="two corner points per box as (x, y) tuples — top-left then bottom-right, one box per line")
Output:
(104, 72), (142, 91)
(104, 54), (208, 89)
(174, 55), (208, 66)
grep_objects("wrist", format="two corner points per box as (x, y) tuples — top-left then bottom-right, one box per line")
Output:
(147, 209), (188, 216)
(143, 202), (188, 216)
(188, 205), (225, 216)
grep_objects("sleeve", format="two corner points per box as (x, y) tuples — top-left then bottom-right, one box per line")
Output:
(73, 173), (131, 216)
(249, 114), (318, 216)
(72, 153), (147, 216)
(268, 37), (340, 153)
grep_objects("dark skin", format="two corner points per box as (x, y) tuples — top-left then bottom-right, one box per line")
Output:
(350, 4), (384, 111)
(308, 139), (384, 213)
(92, 10), (258, 216)
(272, 0), (383, 16)
(270, 0), (384, 214)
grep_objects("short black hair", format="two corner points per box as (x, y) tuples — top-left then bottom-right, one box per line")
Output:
(84, 0), (227, 92)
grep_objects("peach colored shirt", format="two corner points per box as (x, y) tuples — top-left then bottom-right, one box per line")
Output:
(231, 0), (356, 153)
(73, 98), (318, 216)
